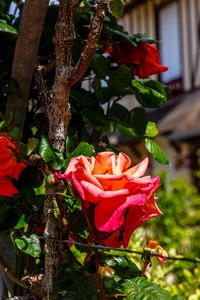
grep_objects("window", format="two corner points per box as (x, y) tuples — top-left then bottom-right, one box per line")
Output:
(158, 2), (182, 85)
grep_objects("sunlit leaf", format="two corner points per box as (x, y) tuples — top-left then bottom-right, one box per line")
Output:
(26, 137), (39, 155)
(0, 19), (18, 34)
(0, 112), (12, 130)
(145, 122), (158, 138)
(109, 0), (124, 18)
(15, 234), (41, 257)
(145, 138), (170, 165)
(39, 135), (55, 163)
(123, 277), (172, 300)
(71, 142), (95, 158)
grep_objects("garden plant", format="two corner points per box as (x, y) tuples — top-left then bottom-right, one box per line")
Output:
(0, 0), (197, 299)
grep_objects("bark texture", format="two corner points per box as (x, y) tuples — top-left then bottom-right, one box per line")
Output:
(6, 0), (49, 131)
(40, 0), (109, 298)
(43, 1), (77, 298)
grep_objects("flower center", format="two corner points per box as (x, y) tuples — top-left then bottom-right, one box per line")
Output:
(146, 238), (158, 249)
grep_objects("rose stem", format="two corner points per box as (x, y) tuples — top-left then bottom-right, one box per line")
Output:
(141, 256), (150, 276)
(105, 294), (127, 299)
(80, 202), (104, 298)
(55, 194), (65, 220)
(81, 203), (93, 232)
(94, 248), (105, 300)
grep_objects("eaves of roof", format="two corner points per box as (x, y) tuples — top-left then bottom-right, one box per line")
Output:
(157, 89), (200, 141)
(124, 0), (146, 13)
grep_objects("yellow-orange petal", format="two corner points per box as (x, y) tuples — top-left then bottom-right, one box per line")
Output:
(123, 157), (148, 177)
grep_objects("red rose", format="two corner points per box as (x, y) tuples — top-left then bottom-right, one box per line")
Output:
(0, 135), (27, 197)
(109, 41), (168, 78)
(56, 152), (162, 249)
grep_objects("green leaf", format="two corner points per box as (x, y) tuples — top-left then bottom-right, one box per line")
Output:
(132, 80), (148, 92)
(172, 296), (185, 300)
(132, 80), (167, 108)
(108, 103), (129, 121)
(50, 148), (65, 171)
(7, 127), (22, 141)
(90, 54), (110, 78)
(20, 167), (44, 189)
(26, 137), (39, 155)
(14, 208), (32, 229)
(54, 270), (98, 297)
(0, 112), (12, 130)
(17, 142), (27, 160)
(71, 142), (95, 158)
(25, 195), (44, 211)
(82, 107), (113, 132)
(0, 19), (18, 34)
(104, 255), (141, 280)
(15, 234), (41, 257)
(65, 136), (70, 158)
(124, 108), (148, 135)
(124, 277), (172, 300)
(108, 65), (132, 85)
(107, 66), (135, 96)
(95, 87), (113, 104)
(109, 0), (124, 18)
(39, 135), (55, 163)
(70, 88), (97, 107)
(145, 122), (158, 138)
(91, 78), (101, 93)
(117, 123), (137, 137)
(0, 203), (8, 224)
(145, 138), (170, 165)
(145, 80), (171, 99)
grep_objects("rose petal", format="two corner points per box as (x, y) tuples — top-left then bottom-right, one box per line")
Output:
(116, 153), (131, 175)
(104, 196), (162, 248)
(123, 157), (148, 177)
(157, 246), (168, 264)
(95, 193), (147, 232)
(92, 152), (114, 175)
(0, 176), (19, 197)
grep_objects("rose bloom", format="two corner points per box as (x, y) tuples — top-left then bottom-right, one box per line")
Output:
(0, 134), (27, 197)
(109, 40), (168, 78)
(56, 152), (162, 248)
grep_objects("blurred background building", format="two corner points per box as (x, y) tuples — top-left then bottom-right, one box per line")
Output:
(115, 0), (200, 186)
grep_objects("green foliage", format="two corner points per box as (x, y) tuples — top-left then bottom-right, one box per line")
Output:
(123, 277), (172, 300)
(0, 1), (179, 299)
(132, 80), (170, 108)
(14, 208), (32, 229)
(145, 138), (170, 165)
(26, 137), (39, 155)
(54, 270), (99, 299)
(0, 18), (18, 34)
(0, 111), (12, 130)
(109, 0), (124, 19)
(129, 173), (200, 299)
(15, 234), (41, 257)
(70, 141), (95, 158)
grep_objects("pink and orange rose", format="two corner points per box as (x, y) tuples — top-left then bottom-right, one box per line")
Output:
(0, 134), (27, 197)
(56, 152), (162, 248)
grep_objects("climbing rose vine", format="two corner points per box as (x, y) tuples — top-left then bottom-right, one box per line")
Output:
(56, 152), (162, 248)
